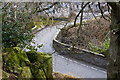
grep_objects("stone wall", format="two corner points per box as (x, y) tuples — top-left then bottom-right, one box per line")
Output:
(2, 47), (53, 79)
(53, 28), (107, 69)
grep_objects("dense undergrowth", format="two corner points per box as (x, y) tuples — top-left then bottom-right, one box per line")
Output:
(61, 17), (110, 56)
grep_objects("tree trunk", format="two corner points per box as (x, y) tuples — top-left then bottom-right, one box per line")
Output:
(107, 2), (120, 79)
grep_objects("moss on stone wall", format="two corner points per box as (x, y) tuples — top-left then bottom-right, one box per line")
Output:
(3, 47), (30, 75)
(26, 50), (53, 79)
(2, 71), (17, 78)
(2, 47), (53, 79)
(18, 67), (32, 78)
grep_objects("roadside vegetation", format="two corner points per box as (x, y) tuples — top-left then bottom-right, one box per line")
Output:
(2, 2), (52, 79)
(1, 2), (75, 79)
(61, 17), (110, 56)
(2, 2), (120, 79)
(53, 72), (80, 80)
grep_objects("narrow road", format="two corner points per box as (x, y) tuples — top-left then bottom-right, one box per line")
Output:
(34, 21), (107, 78)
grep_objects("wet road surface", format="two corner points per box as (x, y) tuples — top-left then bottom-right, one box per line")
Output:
(34, 21), (107, 78)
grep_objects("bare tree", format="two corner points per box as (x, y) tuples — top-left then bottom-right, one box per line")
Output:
(73, 2), (120, 79)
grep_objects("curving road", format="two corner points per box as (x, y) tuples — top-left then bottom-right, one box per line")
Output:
(34, 21), (107, 78)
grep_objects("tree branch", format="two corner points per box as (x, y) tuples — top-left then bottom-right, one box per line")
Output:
(107, 2), (117, 9)
(2, 2), (10, 9)
(107, 3), (111, 14)
(33, 6), (40, 14)
(66, 2), (90, 31)
(77, 2), (84, 34)
(98, 2), (110, 22)
(72, 2), (84, 50)
(40, 5), (49, 17)
(35, 2), (58, 13)
(74, 2), (90, 27)
(88, 4), (99, 23)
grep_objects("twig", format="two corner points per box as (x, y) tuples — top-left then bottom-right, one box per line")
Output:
(72, 2), (85, 50)
(40, 5), (50, 17)
(33, 6), (40, 14)
(2, 2), (10, 9)
(107, 3), (111, 15)
(98, 2), (110, 22)
(77, 2), (84, 34)
(88, 4), (99, 24)
(36, 2), (58, 13)
(107, 2), (117, 10)
(66, 2), (90, 31)
(74, 2), (90, 27)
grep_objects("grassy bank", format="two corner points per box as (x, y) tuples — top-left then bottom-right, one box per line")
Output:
(60, 17), (110, 55)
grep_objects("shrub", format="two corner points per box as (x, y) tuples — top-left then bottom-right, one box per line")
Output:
(88, 37), (110, 54)
(2, 3), (34, 48)
(2, 3), (43, 50)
